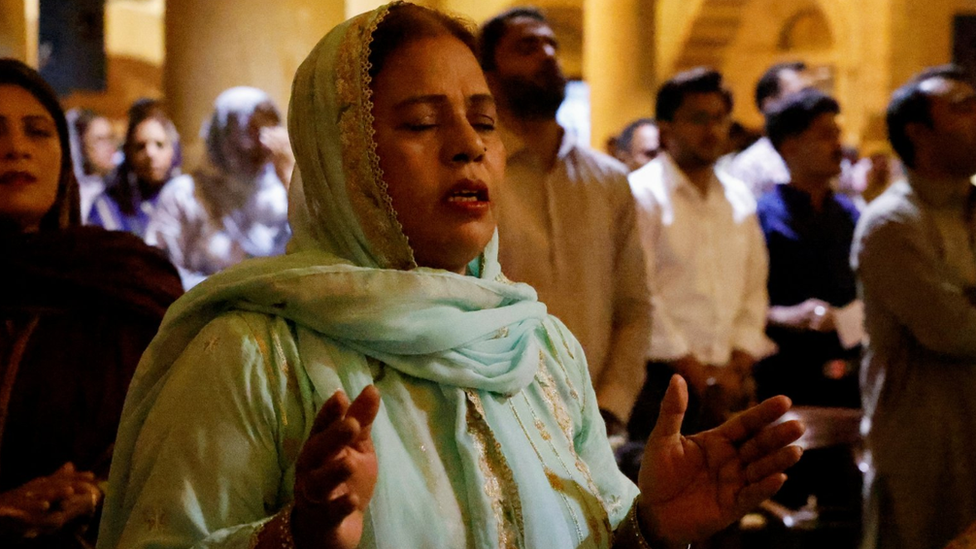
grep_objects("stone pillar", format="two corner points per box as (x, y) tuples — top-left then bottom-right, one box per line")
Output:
(164, 0), (344, 168)
(583, 0), (656, 151)
(0, 0), (32, 64)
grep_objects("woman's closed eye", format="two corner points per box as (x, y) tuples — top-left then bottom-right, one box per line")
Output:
(469, 115), (496, 133)
(24, 118), (56, 138)
(403, 122), (438, 132)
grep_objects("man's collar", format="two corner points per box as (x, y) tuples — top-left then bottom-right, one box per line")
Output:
(499, 122), (570, 163)
(780, 182), (834, 205)
(660, 152), (721, 195)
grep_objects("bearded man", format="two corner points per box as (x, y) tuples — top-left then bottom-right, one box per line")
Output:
(479, 8), (651, 435)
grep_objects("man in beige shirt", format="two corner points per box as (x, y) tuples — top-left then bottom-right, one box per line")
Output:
(854, 65), (976, 549)
(479, 7), (650, 431)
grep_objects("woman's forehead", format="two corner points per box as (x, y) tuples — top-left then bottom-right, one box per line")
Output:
(0, 84), (52, 118)
(372, 35), (489, 100)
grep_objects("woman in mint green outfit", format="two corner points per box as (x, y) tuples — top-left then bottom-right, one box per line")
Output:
(96, 4), (803, 549)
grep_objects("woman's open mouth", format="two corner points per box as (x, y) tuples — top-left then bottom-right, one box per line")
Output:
(444, 179), (490, 213)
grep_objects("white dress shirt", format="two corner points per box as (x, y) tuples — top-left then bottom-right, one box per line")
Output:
(629, 153), (773, 366)
(723, 137), (791, 198)
(494, 126), (651, 421)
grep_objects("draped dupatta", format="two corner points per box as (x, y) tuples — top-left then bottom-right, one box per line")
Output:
(96, 5), (639, 549)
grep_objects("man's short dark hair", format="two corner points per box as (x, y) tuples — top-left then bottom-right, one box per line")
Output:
(886, 64), (972, 169)
(655, 67), (733, 123)
(765, 88), (840, 151)
(478, 7), (547, 72)
(755, 61), (807, 111)
(617, 118), (656, 152)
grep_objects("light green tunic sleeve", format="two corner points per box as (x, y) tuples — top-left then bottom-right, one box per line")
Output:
(111, 312), (310, 549)
(542, 317), (641, 529)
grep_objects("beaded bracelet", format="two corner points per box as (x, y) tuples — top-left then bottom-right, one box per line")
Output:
(283, 504), (298, 548)
(255, 503), (295, 549)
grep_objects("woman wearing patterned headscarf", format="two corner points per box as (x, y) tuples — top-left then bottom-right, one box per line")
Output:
(145, 87), (292, 289)
(97, 5), (803, 549)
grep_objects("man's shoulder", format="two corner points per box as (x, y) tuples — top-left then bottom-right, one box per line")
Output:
(717, 169), (758, 212)
(563, 141), (629, 181)
(729, 137), (779, 167)
(859, 180), (917, 224)
(754, 187), (783, 217)
(855, 180), (921, 245)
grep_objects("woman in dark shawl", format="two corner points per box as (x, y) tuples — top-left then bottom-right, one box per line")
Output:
(0, 57), (184, 548)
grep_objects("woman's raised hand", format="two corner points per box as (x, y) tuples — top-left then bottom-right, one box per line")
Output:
(259, 126), (295, 189)
(636, 375), (804, 546)
(290, 386), (380, 549)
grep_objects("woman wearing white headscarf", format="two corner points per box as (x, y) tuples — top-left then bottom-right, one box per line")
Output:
(97, 4), (803, 549)
(145, 87), (292, 289)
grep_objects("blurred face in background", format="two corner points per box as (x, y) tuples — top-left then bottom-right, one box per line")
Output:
(661, 92), (731, 170)
(779, 112), (844, 184)
(487, 17), (567, 120)
(912, 76), (976, 177)
(760, 68), (813, 113)
(130, 118), (175, 187)
(0, 84), (62, 232)
(83, 116), (117, 176)
(618, 123), (660, 171)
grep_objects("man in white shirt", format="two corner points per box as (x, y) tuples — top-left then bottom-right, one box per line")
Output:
(628, 68), (773, 440)
(479, 8), (650, 432)
(725, 62), (811, 198)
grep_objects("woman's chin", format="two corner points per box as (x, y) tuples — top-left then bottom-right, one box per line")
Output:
(415, 237), (492, 274)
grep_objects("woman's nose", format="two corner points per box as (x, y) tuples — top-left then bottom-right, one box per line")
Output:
(447, 122), (486, 164)
(0, 130), (31, 160)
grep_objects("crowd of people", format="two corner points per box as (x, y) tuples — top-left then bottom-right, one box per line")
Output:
(1, 2), (974, 548)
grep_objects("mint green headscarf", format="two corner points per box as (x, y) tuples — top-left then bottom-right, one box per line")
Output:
(97, 4), (599, 548)
(104, 0), (549, 407)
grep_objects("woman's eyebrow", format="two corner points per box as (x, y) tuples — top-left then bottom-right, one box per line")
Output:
(391, 94), (495, 110)
(24, 114), (55, 125)
(392, 95), (448, 109)
(468, 94), (495, 109)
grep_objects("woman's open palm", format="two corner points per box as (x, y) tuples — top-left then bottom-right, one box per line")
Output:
(638, 376), (804, 545)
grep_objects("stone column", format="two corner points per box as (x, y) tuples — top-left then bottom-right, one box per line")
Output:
(0, 0), (29, 62)
(583, 0), (656, 152)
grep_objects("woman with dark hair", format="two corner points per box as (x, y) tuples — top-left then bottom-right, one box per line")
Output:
(88, 99), (184, 239)
(145, 87), (292, 289)
(97, 5), (802, 549)
(65, 108), (117, 222)
(0, 58), (183, 548)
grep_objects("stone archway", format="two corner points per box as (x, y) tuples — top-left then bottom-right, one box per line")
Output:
(671, 0), (750, 74)
(655, 0), (886, 145)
